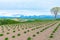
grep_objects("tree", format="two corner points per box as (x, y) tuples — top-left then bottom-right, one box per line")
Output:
(50, 7), (60, 19)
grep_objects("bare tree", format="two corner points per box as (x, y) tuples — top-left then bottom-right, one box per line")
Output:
(51, 7), (60, 19)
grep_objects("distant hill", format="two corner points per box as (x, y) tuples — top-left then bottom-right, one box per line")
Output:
(0, 19), (20, 25)
(0, 17), (55, 25)
(0, 15), (60, 25)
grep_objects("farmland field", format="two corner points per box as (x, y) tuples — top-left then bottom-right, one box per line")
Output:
(0, 20), (60, 40)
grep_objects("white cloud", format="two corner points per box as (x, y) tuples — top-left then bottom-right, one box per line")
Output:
(0, 0), (60, 11)
(0, 0), (60, 16)
(0, 10), (53, 17)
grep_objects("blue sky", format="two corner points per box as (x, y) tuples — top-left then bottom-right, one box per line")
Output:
(0, 0), (60, 17)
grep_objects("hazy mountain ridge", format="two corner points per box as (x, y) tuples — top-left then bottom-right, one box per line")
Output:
(1, 15), (60, 19)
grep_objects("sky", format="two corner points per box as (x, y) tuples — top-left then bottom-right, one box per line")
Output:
(0, 0), (60, 17)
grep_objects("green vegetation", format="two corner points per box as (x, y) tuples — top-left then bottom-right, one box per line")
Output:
(49, 35), (53, 38)
(36, 32), (39, 34)
(17, 34), (20, 36)
(40, 26), (50, 32)
(0, 18), (60, 40)
(33, 34), (36, 37)
(0, 18), (55, 25)
(40, 22), (56, 32)
(5, 38), (9, 40)
(12, 36), (15, 38)
(56, 18), (60, 21)
(6, 32), (10, 34)
(49, 24), (60, 38)
(13, 30), (15, 33)
(0, 19), (20, 25)
(0, 34), (3, 36)
(31, 28), (35, 31)
(24, 31), (27, 34)
(1, 26), (4, 33)
(27, 37), (32, 40)
(53, 24), (60, 33)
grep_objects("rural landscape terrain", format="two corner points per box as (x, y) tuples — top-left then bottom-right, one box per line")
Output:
(0, 0), (60, 40)
(0, 18), (60, 40)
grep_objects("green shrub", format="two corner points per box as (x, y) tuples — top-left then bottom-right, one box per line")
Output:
(6, 32), (10, 34)
(36, 32), (39, 34)
(12, 36), (15, 38)
(51, 34), (53, 35)
(33, 34), (36, 37)
(27, 37), (32, 40)
(17, 34), (20, 36)
(49, 35), (53, 38)
(0, 34), (3, 36)
(24, 31), (27, 34)
(5, 38), (9, 40)
(13, 31), (15, 33)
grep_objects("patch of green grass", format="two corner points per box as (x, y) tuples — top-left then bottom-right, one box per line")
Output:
(0, 34), (3, 36)
(5, 38), (9, 40)
(27, 37), (32, 40)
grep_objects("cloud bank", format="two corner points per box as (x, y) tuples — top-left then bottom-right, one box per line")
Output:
(0, 0), (60, 16)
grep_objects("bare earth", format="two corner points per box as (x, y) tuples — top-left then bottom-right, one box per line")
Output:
(0, 21), (60, 40)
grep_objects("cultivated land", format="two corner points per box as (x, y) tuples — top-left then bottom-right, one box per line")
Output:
(0, 19), (60, 40)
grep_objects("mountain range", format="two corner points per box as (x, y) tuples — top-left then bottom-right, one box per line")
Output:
(0, 15), (60, 19)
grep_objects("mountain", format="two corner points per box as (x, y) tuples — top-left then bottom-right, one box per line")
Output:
(20, 15), (54, 19)
(0, 15), (60, 19)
